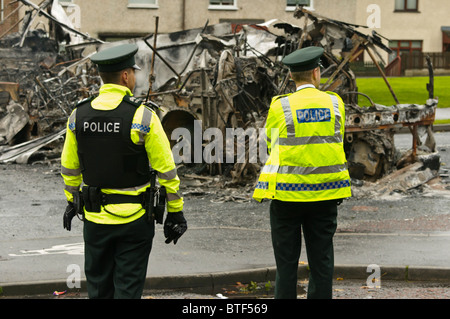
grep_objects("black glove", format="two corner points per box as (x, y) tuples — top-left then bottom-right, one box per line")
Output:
(164, 211), (187, 245)
(63, 202), (76, 231)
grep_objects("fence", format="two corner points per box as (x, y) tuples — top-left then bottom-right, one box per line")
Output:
(350, 52), (450, 77)
(400, 52), (450, 71)
(350, 61), (385, 77)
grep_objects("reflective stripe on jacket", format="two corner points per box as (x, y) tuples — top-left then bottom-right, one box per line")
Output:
(253, 84), (352, 202)
(61, 84), (183, 224)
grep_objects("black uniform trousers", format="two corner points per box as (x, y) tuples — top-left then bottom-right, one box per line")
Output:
(83, 214), (154, 299)
(270, 199), (338, 299)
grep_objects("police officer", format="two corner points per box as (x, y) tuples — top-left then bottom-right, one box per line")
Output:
(253, 46), (351, 299)
(61, 43), (187, 299)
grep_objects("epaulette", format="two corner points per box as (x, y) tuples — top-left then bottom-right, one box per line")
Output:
(142, 100), (161, 112)
(123, 95), (143, 107)
(75, 95), (96, 108)
(271, 93), (291, 103)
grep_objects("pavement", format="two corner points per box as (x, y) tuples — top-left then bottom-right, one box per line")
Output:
(0, 108), (449, 299)
(436, 107), (450, 122)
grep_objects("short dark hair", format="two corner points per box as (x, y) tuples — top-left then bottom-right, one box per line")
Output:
(98, 68), (133, 85)
(99, 71), (122, 85)
(290, 69), (314, 83)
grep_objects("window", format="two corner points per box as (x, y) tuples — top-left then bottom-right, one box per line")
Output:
(394, 0), (418, 12)
(389, 40), (422, 54)
(286, 0), (314, 11)
(389, 40), (422, 63)
(128, 0), (158, 9)
(442, 27), (450, 52)
(210, 0), (235, 4)
(208, 0), (238, 11)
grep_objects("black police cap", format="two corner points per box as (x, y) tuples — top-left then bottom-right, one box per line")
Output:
(91, 43), (141, 73)
(282, 46), (324, 72)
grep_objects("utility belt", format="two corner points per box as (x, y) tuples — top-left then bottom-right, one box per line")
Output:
(74, 184), (166, 224)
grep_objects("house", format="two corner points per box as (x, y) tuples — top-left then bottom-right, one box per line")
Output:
(1, 0), (449, 74)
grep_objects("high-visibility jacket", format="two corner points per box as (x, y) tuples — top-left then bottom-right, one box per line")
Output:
(61, 84), (183, 224)
(253, 84), (352, 202)
(75, 95), (152, 188)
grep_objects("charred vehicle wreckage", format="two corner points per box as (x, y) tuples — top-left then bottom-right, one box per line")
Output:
(0, 3), (442, 198)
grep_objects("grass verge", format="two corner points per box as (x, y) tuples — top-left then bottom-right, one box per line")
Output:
(355, 76), (450, 108)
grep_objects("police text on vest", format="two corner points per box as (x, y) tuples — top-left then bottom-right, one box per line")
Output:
(296, 108), (331, 123)
(83, 121), (120, 133)
(80, 117), (123, 136)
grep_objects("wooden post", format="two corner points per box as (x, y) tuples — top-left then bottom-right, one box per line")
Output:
(321, 37), (363, 90)
(365, 44), (400, 104)
(146, 16), (159, 102)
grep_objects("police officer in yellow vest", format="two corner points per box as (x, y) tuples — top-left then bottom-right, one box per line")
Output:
(61, 43), (187, 299)
(253, 46), (351, 299)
